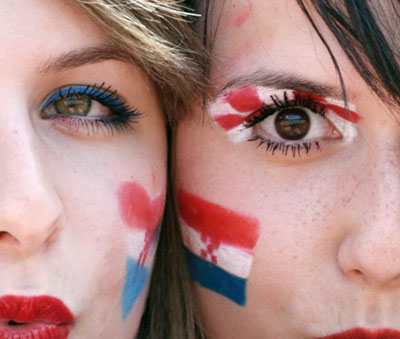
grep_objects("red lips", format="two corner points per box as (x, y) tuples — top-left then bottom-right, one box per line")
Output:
(0, 295), (74, 339)
(320, 328), (400, 339)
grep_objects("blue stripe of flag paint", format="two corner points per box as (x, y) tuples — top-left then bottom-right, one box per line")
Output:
(121, 257), (149, 320)
(184, 247), (247, 306)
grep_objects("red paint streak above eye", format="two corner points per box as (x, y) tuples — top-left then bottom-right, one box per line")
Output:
(295, 91), (361, 123)
(225, 87), (263, 113)
(178, 189), (259, 250)
(214, 114), (247, 130)
(325, 103), (361, 123)
(118, 181), (165, 264)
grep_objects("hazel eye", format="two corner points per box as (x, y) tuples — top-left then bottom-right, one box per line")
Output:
(274, 108), (311, 140)
(54, 95), (92, 116)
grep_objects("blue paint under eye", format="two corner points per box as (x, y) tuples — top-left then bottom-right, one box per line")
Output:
(121, 257), (149, 320)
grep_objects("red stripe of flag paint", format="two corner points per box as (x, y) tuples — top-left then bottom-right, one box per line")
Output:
(178, 189), (259, 250)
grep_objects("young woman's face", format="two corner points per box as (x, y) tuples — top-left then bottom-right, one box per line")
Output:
(0, 1), (166, 338)
(176, 0), (400, 337)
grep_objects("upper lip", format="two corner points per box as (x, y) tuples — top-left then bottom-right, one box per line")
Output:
(319, 328), (400, 339)
(0, 295), (74, 324)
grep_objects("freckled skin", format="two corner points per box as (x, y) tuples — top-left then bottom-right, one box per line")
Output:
(176, 0), (400, 338)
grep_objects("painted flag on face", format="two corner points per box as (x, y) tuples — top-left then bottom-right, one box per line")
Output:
(118, 181), (164, 319)
(178, 189), (260, 305)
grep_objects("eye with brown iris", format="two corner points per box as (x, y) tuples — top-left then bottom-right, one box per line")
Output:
(274, 108), (311, 140)
(54, 95), (91, 116)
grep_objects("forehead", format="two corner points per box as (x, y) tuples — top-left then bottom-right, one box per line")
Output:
(0, 0), (105, 52)
(208, 0), (351, 90)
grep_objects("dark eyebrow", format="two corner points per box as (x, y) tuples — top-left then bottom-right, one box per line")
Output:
(219, 69), (343, 99)
(39, 45), (133, 74)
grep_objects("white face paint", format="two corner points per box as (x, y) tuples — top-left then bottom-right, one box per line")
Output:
(208, 87), (359, 146)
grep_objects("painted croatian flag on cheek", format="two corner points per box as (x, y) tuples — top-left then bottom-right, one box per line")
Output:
(178, 189), (260, 305)
(118, 181), (164, 319)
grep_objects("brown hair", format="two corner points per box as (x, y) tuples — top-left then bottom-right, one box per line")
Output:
(74, 0), (207, 122)
(72, 1), (207, 338)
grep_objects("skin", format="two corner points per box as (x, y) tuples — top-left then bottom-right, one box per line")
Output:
(0, 0), (166, 338)
(175, 0), (400, 338)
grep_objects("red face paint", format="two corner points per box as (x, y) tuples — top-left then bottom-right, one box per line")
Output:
(118, 181), (165, 264)
(295, 91), (361, 123)
(324, 103), (361, 123)
(178, 189), (259, 251)
(234, 2), (254, 28)
(214, 114), (248, 131)
(225, 87), (263, 113)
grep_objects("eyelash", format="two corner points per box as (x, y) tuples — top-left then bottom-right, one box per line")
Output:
(40, 83), (143, 137)
(244, 91), (327, 157)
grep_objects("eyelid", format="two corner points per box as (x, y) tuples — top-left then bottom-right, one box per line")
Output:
(39, 83), (125, 111)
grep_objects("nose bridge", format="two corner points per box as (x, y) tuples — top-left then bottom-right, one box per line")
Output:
(338, 142), (400, 286)
(0, 103), (64, 257)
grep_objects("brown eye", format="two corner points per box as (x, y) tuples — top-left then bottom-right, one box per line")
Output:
(274, 108), (311, 140)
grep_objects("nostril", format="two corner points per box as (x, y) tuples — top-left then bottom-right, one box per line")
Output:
(0, 231), (18, 244)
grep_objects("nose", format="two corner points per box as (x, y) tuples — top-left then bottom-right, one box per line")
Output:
(337, 141), (400, 287)
(0, 108), (64, 258)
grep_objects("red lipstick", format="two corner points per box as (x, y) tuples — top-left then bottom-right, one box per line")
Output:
(0, 295), (74, 339)
(320, 328), (400, 339)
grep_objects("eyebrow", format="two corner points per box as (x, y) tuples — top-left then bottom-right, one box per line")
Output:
(219, 69), (343, 99)
(39, 44), (133, 74)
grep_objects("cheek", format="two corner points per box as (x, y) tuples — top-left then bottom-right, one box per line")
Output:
(117, 181), (165, 320)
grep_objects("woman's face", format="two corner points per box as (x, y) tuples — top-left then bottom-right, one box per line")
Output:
(176, 0), (400, 337)
(0, 0), (166, 338)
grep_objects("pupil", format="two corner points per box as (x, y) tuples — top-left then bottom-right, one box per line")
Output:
(55, 95), (91, 116)
(274, 108), (310, 140)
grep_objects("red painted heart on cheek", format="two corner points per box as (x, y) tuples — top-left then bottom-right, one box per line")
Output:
(119, 181), (164, 234)
(118, 181), (165, 265)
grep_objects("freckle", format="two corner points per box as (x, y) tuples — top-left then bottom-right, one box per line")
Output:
(350, 90), (362, 101)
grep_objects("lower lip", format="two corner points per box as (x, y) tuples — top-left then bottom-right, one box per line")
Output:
(320, 328), (400, 339)
(0, 322), (70, 339)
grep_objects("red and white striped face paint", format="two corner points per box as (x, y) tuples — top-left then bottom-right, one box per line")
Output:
(178, 188), (259, 305)
(118, 181), (165, 319)
(208, 86), (360, 145)
(118, 181), (164, 266)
